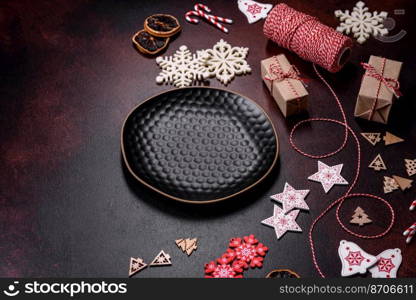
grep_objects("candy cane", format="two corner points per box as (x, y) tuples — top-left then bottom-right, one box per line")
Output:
(410, 200), (416, 211)
(185, 3), (233, 33)
(403, 222), (416, 244)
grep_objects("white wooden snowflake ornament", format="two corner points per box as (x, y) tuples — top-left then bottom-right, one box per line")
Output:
(198, 39), (251, 85)
(335, 1), (388, 44)
(338, 240), (377, 277)
(238, 0), (273, 24)
(369, 248), (402, 278)
(155, 45), (209, 88)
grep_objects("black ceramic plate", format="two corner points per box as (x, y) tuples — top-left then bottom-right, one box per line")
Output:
(121, 87), (279, 203)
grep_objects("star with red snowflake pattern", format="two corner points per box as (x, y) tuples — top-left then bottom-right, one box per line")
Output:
(345, 251), (365, 266)
(261, 205), (302, 240)
(308, 161), (348, 193)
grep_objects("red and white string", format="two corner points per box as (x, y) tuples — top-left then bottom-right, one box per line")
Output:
(263, 3), (353, 73)
(185, 3), (233, 33)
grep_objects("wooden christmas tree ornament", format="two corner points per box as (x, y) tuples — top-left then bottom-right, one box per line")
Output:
(392, 175), (413, 191)
(368, 154), (387, 171)
(175, 238), (198, 256)
(383, 132), (404, 145)
(383, 176), (399, 194)
(350, 206), (372, 226)
(405, 159), (416, 177)
(149, 250), (172, 266)
(361, 132), (382, 146)
(129, 257), (147, 277)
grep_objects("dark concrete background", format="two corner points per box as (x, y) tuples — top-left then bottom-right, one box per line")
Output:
(0, 0), (415, 277)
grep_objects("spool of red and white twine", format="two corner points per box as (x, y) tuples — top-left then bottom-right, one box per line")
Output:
(185, 3), (233, 33)
(264, 3), (353, 73)
(264, 4), (395, 278)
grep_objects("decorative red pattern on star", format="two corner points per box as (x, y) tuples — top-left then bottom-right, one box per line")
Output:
(345, 251), (365, 266)
(247, 3), (262, 15)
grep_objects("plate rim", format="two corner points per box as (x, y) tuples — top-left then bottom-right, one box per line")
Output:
(121, 86), (280, 204)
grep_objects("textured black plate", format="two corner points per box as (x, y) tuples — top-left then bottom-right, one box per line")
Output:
(121, 87), (278, 203)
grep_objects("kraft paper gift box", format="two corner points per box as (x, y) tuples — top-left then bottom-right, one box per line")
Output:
(354, 55), (403, 124)
(261, 54), (308, 117)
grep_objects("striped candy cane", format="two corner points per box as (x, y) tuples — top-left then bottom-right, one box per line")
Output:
(403, 222), (416, 244)
(410, 200), (416, 211)
(185, 3), (233, 33)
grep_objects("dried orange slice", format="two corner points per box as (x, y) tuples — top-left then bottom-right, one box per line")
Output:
(132, 29), (169, 55)
(266, 269), (300, 278)
(144, 14), (181, 37)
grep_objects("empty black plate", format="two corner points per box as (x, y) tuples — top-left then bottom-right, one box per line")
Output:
(121, 87), (279, 203)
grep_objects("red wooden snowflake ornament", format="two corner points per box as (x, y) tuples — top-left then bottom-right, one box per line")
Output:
(228, 234), (268, 269)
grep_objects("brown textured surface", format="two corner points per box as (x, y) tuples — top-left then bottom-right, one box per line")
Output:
(0, 0), (415, 277)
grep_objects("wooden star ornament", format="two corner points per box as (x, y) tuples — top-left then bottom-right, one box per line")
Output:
(308, 161), (348, 193)
(261, 205), (302, 240)
(270, 182), (310, 213)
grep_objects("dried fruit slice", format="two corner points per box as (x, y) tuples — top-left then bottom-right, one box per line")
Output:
(144, 14), (181, 37)
(132, 29), (169, 55)
(266, 269), (300, 278)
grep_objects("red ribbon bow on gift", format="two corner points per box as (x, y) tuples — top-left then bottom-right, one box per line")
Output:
(264, 63), (308, 84)
(361, 62), (402, 98)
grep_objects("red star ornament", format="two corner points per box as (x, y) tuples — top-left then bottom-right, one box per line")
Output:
(338, 240), (377, 277)
(308, 161), (348, 193)
(369, 248), (402, 278)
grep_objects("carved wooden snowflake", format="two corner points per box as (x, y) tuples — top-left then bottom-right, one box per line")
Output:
(198, 39), (251, 85)
(335, 1), (388, 44)
(155, 45), (209, 87)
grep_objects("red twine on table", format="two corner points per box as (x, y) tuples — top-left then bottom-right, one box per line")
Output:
(289, 64), (395, 278)
(361, 60), (402, 121)
(263, 4), (353, 73)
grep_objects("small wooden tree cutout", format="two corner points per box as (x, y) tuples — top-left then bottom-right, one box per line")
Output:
(383, 176), (399, 194)
(392, 175), (413, 191)
(369, 154), (387, 171)
(129, 257), (147, 277)
(150, 250), (172, 267)
(361, 132), (382, 146)
(405, 159), (416, 176)
(350, 206), (372, 226)
(175, 238), (198, 256)
(383, 132), (404, 145)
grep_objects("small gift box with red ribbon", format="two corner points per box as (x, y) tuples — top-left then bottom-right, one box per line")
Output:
(354, 55), (403, 124)
(261, 54), (308, 117)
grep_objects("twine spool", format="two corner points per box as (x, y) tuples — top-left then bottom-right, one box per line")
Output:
(264, 4), (353, 73)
